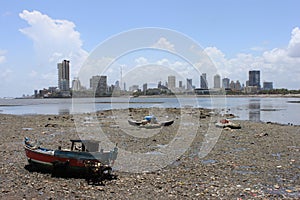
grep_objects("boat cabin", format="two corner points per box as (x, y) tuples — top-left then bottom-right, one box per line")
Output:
(70, 139), (101, 152)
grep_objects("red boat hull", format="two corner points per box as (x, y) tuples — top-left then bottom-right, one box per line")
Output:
(24, 146), (113, 172)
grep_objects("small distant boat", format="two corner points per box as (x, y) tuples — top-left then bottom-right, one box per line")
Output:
(24, 137), (118, 175)
(215, 119), (241, 129)
(128, 115), (174, 128)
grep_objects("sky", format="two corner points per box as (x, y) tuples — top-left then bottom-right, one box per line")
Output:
(0, 0), (300, 97)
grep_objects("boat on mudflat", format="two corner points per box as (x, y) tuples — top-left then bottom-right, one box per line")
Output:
(215, 119), (241, 129)
(128, 115), (174, 128)
(24, 137), (118, 175)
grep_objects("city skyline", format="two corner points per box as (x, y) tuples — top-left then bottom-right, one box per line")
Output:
(1, 1), (300, 97)
(52, 59), (274, 94)
(33, 59), (277, 98)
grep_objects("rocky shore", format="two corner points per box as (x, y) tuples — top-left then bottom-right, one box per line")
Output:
(0, 108), (299, 199)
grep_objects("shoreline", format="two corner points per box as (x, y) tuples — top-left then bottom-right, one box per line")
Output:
(7, 93), (300, 100)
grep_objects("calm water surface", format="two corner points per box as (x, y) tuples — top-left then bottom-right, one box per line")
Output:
(0, 97), (299, 125)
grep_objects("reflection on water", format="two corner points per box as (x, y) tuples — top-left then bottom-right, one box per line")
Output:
(249, 99), (261, 122)
(58, 108), (70, 115)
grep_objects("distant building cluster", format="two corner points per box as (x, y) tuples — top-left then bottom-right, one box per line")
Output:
(34, 60), (274, 98)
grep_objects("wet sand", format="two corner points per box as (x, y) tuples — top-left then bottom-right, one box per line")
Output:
(0, 108), (299, 199)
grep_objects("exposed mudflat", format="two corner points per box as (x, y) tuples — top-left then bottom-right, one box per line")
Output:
(0, 108), (299, 199)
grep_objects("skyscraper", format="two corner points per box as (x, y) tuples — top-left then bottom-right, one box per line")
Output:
(200, 73), (208, 89)
(98, 76), (107, 95)
(57, 60), (70, 91)
(222, 78), (230, 89)
(213, 74), (221, 89)
(186, 78), (193, 91)
(90, 75), (101, 91)
(72, 77), (81, 91)
(230, 81), (236, 90)
(168, 75), (176, 89)
(143, 83), (147, 95)
(263, 82), (273, 90)
(235, 80), (242, 91)
(179, 80), (183, 88)
(90, 75), (107, 96)
(249, 70), (261, 89)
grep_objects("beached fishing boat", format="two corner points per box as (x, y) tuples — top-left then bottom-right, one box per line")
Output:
(24, 137), (118, 175)
(128, 115), (174, 128)
(215, 119), (241, 129)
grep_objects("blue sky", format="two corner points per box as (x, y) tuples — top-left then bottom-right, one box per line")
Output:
(0, 0), (300, 97)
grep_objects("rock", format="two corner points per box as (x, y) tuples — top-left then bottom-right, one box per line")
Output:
(274, 184), (280, 189)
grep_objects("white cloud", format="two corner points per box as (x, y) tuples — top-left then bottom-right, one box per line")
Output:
(134, 57), (148, 66)
(157, 58), (170, 66)
(0, 49), (7, 64)
(19, 10), (88, 78)
(152, 37), (175, 52)
(287, 27), (300, 57)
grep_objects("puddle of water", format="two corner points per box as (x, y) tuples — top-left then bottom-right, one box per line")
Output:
(233, 170), (259, 175)
(225, 147), (247, 154)
(271, 153), (281, 159)
(201, 159), (217, 164)
(233, 165), (259, 175)
(145, 151), (164, 155)
(238, 165), (256, 169)
(170, 160), (182, 167)
(155, 144), (168, 148)
(181, 122), (195, 126)
(22, 128), (33, 131)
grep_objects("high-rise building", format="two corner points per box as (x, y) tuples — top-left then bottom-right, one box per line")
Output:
(249, 70), (261, 89)
(90, 75), (101, 91)
(229, 80), (242, 91)
(143, 83), (147, 95)
(213, 74), (221, 89)
(72, 77), (81, 91)
(98, 76), (107, 95)
(186, 78), (193, 91)
(179, 81), (183, 88)
(235, 80), (242, 91)
(263, 82), (273, 90)
(200, 73), (208, 89)
(168, 75), (176, 89)
(57, 60), (70, 91)
(222, 78), (230, 89)
(115, 80), (120, 89)
(230, 81), (236, 90)
(158, 81), (162, 89)
(90, 75), (107, 95)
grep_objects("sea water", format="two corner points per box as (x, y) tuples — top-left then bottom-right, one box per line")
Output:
(0, 96), (299, 125)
